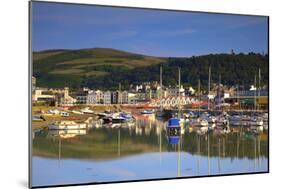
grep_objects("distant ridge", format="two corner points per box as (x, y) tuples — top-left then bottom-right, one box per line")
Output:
(33, 48), (268, 90)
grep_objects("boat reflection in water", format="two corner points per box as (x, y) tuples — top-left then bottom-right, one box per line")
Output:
(32, 115), (268, 187)
(48, 129), (87, 139)
(166, 118), (181, 145)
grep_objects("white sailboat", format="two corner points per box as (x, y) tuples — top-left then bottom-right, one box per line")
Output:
(190, 79), (209, 129)
(81, 107), (94, 114)
(156, 66), (164, 117)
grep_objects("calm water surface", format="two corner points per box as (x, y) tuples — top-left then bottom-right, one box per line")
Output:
(32, 115), (268, 187)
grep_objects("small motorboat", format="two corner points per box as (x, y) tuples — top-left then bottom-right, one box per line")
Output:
(120, 112), (135, 122)
(32, 115), (46, 122)
(249, 117), (264, 126)
(216, 111), (230, 126)
(60, 111), (69, 117)
(141, 109), (155, 115)
(97, 111), (112, 118)
(185, 111), (198, 118)
(155, 110), (164, 117)
(102, 114), (126, 124)
(81, 107), (94, 114)
(48, 109), (60, 115)
(189, 118), (208, 127)
(72, 110), (84, 115)
(200, 112), (217, 123)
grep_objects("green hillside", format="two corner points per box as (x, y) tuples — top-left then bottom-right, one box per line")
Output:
(33, 48), (166, 89)
(33, 48), (269, 90)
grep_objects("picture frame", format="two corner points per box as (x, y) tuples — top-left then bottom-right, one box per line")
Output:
(29, 1), (269, 188)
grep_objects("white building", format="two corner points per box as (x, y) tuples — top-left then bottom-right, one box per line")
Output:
(152, 96), (199, 108)
(167, 85), (185, 97)
(33, 88), (55, 102)
(59, 87), (76, 106)
(87, 90), (104, 104)
(103, 91), (112, 104)
(76, 94), (87, 104)
(128, 92), (137, 104)
(118, 91), (128, 104)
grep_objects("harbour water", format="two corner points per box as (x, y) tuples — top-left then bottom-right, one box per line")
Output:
(32, 115), (268, 187)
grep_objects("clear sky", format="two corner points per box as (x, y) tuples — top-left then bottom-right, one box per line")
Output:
(32, 1), (268, 57)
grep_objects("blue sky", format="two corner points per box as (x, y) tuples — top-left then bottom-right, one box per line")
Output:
(32, 2), (268, 57)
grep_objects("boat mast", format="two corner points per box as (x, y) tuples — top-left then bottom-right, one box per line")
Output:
(237, 84), (240, 111)
(119, 82), (122, 105)
(218, 73), (221, 112)
(258, 68), (261, 111)
(208, 66), (211, 110)
(160, 66), (163, 110)
(178, 67), (181, 118)
(198, 79), (201, 115)
(254, 74), (257, 111)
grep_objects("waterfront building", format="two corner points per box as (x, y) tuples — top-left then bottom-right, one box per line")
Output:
(76, 93), (87, 104)
(111, 91), (119, 104)
(59, 87), (76, 106)
(153, 96), (199, 108)
(82, 87), (93, 94)
(229, 89), (269, 109)
(118, 91), (128, 104)
(128, 92), (137, 104)
(49, 88), (66, 94)
(87, 90), (104, 104)
(135, 92), (147, 103)
(87, 92), (96, 104)
(167, 85), (185, 97)
(103, 91), (112, 104)
(33, 88), (55, 102)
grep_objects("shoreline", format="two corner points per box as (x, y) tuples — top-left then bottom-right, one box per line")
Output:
(31, 105), (268, 131)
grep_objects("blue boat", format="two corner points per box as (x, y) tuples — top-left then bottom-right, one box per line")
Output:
(168, 118), (180, 127)
(168, 137), (180, 145)
(120, 112), (135, 122)
(167, 118), (181, 144)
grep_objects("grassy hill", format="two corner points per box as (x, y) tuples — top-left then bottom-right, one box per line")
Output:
(33, 48), (268, 90)
(34, 48), (165, 76)
(33, 48), (166, 89)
